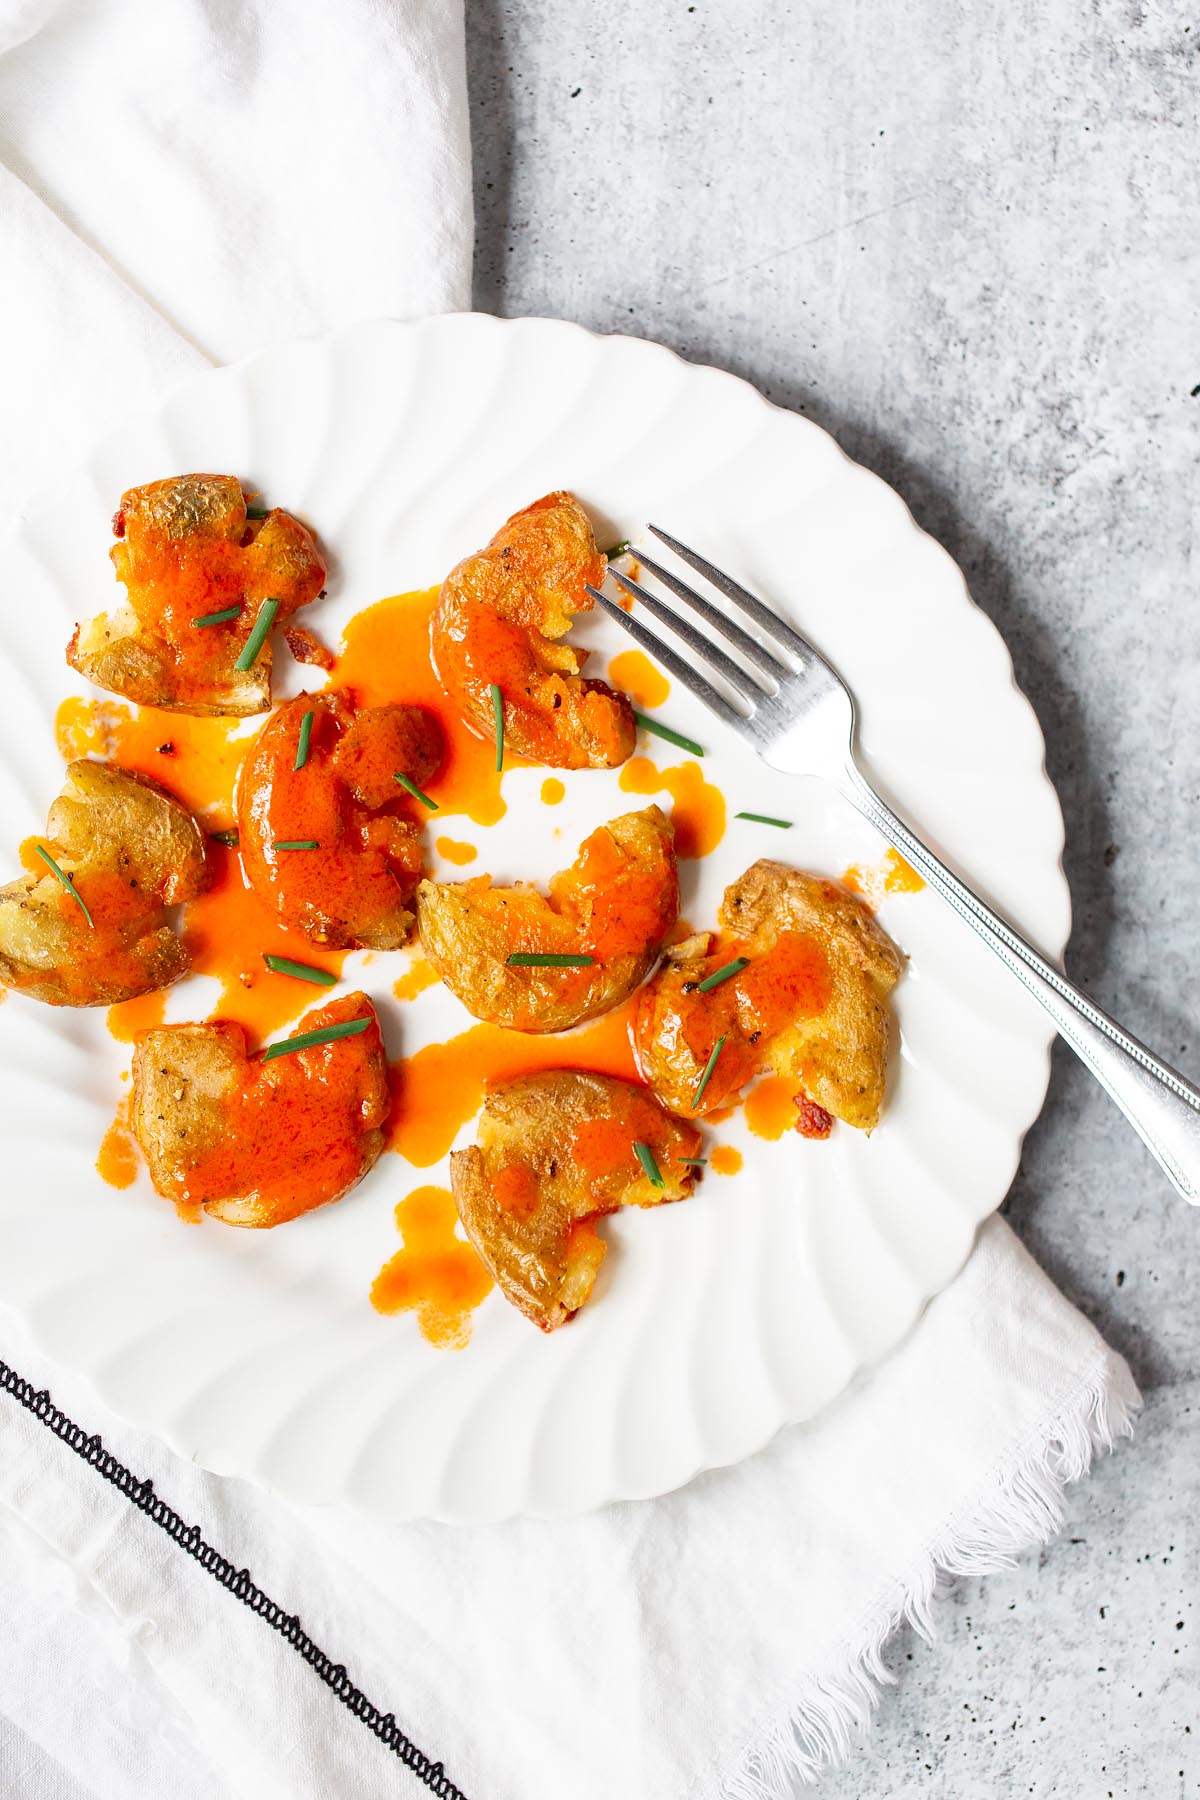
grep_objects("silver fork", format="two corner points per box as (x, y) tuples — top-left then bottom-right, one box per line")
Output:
(587, 527), (1200, 1204)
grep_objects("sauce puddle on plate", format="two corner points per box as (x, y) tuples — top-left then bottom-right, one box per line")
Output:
(370, 1185), (493, 1349)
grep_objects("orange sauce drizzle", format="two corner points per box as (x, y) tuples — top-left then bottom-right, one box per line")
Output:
(387, 1002), (639, 1168)
(370, 1185), (493, 1349)
(618, 755), (726, 858)
(335, 587), (508, 826)
(17, 835), (44, 874)
(709, 1144), (743, 1176)
(744, 1076), (799, 1141)
(842, 846), (924, 906)
(540, 777), (565, 806)
(436, 836), (477, 866)
(107, 990), (168, 1043)
(96, 1097), (138, 1189)
(56, 695), (246, 822)
(608, 649), (669, 709)
(393, 956), (441, 1003)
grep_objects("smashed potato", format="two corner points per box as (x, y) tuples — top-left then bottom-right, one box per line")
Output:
(633, 859), (903, 1133)
(132, 992), (388, 1226)
(416, 805), (678, 1032)
(238, 692), (443, 950)
(68, 474), (326, 715)
(451, 1071), (700, 1330)
(0, 759), (209, 1006)
(432, 491), (636, 769)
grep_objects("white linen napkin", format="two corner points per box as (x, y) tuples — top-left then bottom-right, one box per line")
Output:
(0, 4), (1139, 1797)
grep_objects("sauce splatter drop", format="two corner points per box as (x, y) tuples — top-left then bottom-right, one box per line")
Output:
(618, 756), (725, 858)
(107, 990), (168, 1043)
(540, 777), (565, 806)
(436, 836), (477, 866)
(709, 1144), (744, 1176)
(393, 956), (441, 1003)
(96, 1099), (138, 1189)
(842, 846), (924, 906)
(387, 1002), (639, 1168)
(370, 1185), (493, 1349)
(56, 695), (247, 822)
(744, 1075), (799, 1141)
(608, 649), (669, 710)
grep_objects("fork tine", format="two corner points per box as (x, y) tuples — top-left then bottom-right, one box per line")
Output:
(607, 566), (775, 700)
(631, 546), (792, 681)
(646, 525), (811, 662)
(585, 587), (747, 728)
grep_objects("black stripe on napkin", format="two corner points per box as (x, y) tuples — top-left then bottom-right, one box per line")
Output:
(0, 1359), (469, 1800)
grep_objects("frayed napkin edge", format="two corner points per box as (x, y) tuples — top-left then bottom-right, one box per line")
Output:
(721, 1346), (1142, 1797)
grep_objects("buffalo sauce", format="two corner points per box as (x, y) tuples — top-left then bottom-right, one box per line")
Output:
(370, 1185), (493, 1349)
(96, 1096), (138, 1190)
(709, 1144), (743, 1176)
(335, 587), (508, 825)
(842, 846), (924, 905)
(56, 695), (247, 823)
(386, 1002), (640, 1169)
(618, 755), (725, 858)
(435, 836), (477, 866)
(607, 649), (669, 710)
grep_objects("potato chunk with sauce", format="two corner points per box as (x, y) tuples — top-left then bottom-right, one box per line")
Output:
(633, 859), (903, 1133)
(416, 805), (678, 1032)
(0, 760), (209, 1006)
(67, 474), (326, 715)
(450, 1071), (701, 1330)
(238, 692), (443, 950)
(132, 992), (388, 1226)
(431, 491), (636, 769)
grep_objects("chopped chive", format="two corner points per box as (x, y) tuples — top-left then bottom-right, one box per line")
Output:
(393, 771), (439, 810)
(208, 828), (239, 848)
(273, 839), (319, 851)
(193, 604), (243, 627)
(34, 844), (93, 929)
(234, 597), (280, 671)
(691, 1034), (727, 1111)
(491, 683), (504, 771)
(735, 811), (793, 829)
(633, 712), (704, 757)
(261, 1016), (372, 1061)
(294, 710), (314, 771)
(633, 1141), (664, 1188)
(245, 505), (270, 519)
(262, 953), (337, 986)
(677, 1157), (708, 1166)
(603, 539), (632, 559)
(697, 956), (750, 994)
(505, 952), (595, 968)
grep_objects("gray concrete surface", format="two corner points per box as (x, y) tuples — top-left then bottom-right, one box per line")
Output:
(464, 1), (1198, 1791)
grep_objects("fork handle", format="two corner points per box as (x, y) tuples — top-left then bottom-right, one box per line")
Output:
(845, 764), (1200, 1204)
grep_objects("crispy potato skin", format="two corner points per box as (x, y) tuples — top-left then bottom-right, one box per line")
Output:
(633, 859), (903, 1133)
(417, 805), (678, 1032)
(67, 474), (326, 716)
(132, 992), (388, 1226)
(238, 693), (443, 950)
(0, 760), (209, 1006)
(431, 492), (636, 769)
(450, 1071), (700, 1330)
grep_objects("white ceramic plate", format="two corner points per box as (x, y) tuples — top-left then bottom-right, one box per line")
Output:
(0, 316), (1068, 1521)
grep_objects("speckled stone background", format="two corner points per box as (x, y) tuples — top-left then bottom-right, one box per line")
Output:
(465, 1), (1197, 1792)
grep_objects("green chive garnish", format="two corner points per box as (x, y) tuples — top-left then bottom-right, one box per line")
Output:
(735, 811), (793, 829)
(603, 540), (632, 560)
(262, 954), (337, 987)
(193, 604), (243, 627)
(34, 844), (93, 929)
(633, 1141), (664, 1188)
(261, 1016), (372, 1061)
(208, 829), (239, 848)
(294, 710), (314, 771)
(491, 683), (504, 771)
(677, 1157), (708, 1166)
(234, 597), (280, 671)
(506, 952), (595, 968)
(393, 771), (439, 810)
(273, 839), (318, 851)
(691, 1035), (727, 1111)
(697, 956), (750, 994)
(245, 505), (269, 519)
(633, 712), (704, 757)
